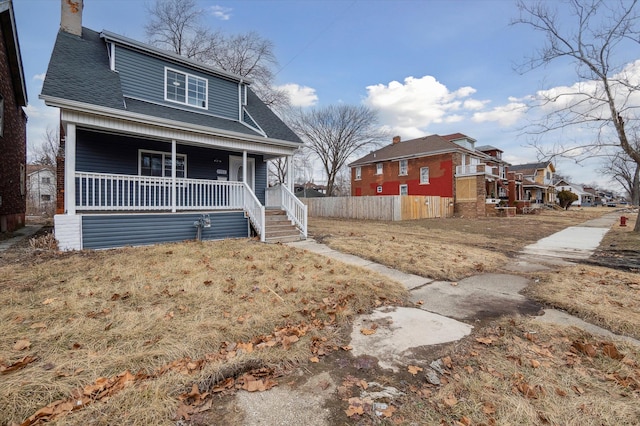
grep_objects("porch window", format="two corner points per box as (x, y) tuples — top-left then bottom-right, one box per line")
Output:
(399, 159), (408, 176)
(376, 163), (383, 174)
(355, 166), (361, 180)
(420, 166), (429, 184)
(165, 68), (208, 109)
(139, 150), (186, 178)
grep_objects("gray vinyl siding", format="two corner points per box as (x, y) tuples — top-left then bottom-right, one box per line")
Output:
(82, 212), (248, 249)
(254, 157), (267, 204)
(115, 45), (239, 119)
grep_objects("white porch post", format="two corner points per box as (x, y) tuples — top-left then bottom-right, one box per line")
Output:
(287, 155), (294, 190)
(171, 140), (176, 212)
(65, 123), (76, 214)
(242, 150), (247, 185)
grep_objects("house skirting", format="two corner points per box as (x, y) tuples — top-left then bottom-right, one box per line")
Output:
(54, 211), (248, 250)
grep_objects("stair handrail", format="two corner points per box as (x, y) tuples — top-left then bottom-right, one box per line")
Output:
(280, 184), (307, 238)
(243, 183), (265, 242)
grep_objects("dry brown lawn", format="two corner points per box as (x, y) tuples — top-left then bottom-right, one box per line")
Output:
(1, 207), (638, 425)
(309, 207), (608, 281)
(0, 239), (405, 425)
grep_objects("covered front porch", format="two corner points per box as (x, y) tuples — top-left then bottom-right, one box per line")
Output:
(55, 113), (306, 250)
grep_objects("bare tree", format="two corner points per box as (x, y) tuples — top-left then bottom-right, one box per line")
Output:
(267, 148), (313, 186)
(514, 0), (640, 231)
(145, 0), (289, 110)
(31, 126), (60, 167)
(600, 148), (640, 205)
(287, 105), (385, 196)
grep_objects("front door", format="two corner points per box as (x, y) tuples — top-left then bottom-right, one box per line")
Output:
(229, 155), (255, 191)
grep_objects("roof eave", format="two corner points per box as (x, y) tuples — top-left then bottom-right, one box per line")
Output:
(1, 1), (27, 106)
(40, 94), (301, 149)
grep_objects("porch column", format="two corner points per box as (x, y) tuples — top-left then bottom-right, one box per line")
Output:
(171, 140), (176, 212)
(65, 123), (76, 215)
(287, 155), (294, 190)
(242, 150), (247, 185)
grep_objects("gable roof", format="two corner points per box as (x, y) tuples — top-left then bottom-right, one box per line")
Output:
(510, 161), (555, 173)
(349, 134), (471, 167)
(41, 27), (301, 145)
(0, 0), (27, 106)
(475, 145), (503, 153)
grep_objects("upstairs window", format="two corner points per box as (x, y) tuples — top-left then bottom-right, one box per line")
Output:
(165, 68), (208, 109)
(399, 159), (408, 176)
(376, 163), (383, 175)
(420, 166), (430, 184)
(42, 177), (51, 184)
(139, 150), (186, 178)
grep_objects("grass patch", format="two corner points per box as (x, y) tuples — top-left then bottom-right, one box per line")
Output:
(0, 239), (405, 425)
(309, 208), (608, 280)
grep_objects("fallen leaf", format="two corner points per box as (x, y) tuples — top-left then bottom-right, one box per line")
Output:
(0, 355), (38, 374)
(341, 345), (353, 351)
(309, 356), (319, 363)
(555, 388), (567, 397)
(443, 394), (458, 407)
(459, 416), (472, 426)
(30, 322), (47, 330)
(408, 365), (423, 375)
(482, 402), (496, 414)
(13, 339), (31, 351)
(360, 328), (376, 335)
(475, 337), (493, 345)
(602, 343), (623, 360)
(572, 341), (596, 357)
(345, 405), (364, 417)
(42, 298), (56, 305)
(381, 405), (396, 418)
(415, 300), (424, 306)
(530, 359), (541, 368)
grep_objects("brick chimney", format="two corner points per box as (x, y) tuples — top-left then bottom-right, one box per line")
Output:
(61, 0), (83, 36)
(392, 136), (401, 145)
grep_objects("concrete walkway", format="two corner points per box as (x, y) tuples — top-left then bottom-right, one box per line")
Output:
(289, 211), (638, 355)
(0, 225), (43, 252)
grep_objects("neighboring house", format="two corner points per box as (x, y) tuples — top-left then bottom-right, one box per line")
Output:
(26, 165), (56, 215)
(554, 179), (594, 207)
(509, 162), (556, 205)
(349, 134), (523, 217)
(0, 0), (27, 233)
(41, 0), (305, 250)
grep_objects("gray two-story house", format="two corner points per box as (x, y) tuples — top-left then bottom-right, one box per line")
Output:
(41, 1), (305, 250)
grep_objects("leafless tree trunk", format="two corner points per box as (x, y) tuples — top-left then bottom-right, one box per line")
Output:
(513, 0), (640, 232)
(145, 0), (289, 110)
(287, 105), (385, 197)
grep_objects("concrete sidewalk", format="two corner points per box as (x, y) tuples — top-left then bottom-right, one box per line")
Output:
(0, 225), (43, 252)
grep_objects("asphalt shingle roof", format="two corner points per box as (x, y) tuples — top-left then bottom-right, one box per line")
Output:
(41, 27), (301, 144)
(349, 134), (466, 166)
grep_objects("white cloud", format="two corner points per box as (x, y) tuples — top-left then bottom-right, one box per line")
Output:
(277, 83), (318, 107)
(210, 5), (232, 20)
(472, 102), (526, 126)
(363, 75), (490, 137)
(33, 73), (46, 81)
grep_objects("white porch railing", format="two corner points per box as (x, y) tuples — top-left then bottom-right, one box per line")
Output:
(280, 185), (307, 238)
(456, 164), (499, 177)
(75, 172), (265, 240)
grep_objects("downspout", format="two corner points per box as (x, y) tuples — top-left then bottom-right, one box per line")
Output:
(171, 140), (176, 212)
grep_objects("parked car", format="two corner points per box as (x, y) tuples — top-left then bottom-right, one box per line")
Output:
(606, 201), (617, 207)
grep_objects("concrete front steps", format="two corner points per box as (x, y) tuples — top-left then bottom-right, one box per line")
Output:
(264, 209), (303, 243)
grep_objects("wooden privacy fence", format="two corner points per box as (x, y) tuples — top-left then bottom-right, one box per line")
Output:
(302, 196), (454, 221)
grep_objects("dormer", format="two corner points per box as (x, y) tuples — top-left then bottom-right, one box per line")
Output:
(441, 133), (476, 151)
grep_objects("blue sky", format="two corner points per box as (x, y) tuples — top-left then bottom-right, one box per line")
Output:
(13, 0), (640, 190)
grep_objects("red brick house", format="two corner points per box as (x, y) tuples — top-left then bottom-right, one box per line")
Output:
(349, 134), (523, 217)
(0, 0), (28, 232)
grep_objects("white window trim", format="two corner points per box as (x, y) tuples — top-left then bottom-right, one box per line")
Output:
(420, 166), (430, 184)
(376, 163), (383, 175)
(399, 184), (408, 195)
(164, 67), (208, 110)
(355, 166), (362, 181)
(376, 185), (383, 193)
(399, 159), (408, 176)
(138, 149), (187, 178)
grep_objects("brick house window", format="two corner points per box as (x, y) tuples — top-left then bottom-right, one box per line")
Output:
(420, 166), (429, 184)
(376, 185), (383, 193)
(376, 163), (383, 175)
(399, 159), (407, 176)
(400, 184), (408, 195)
(355, 166), (361, 180)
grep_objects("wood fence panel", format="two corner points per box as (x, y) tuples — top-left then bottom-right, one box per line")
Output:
(303, 196), (454, 221)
